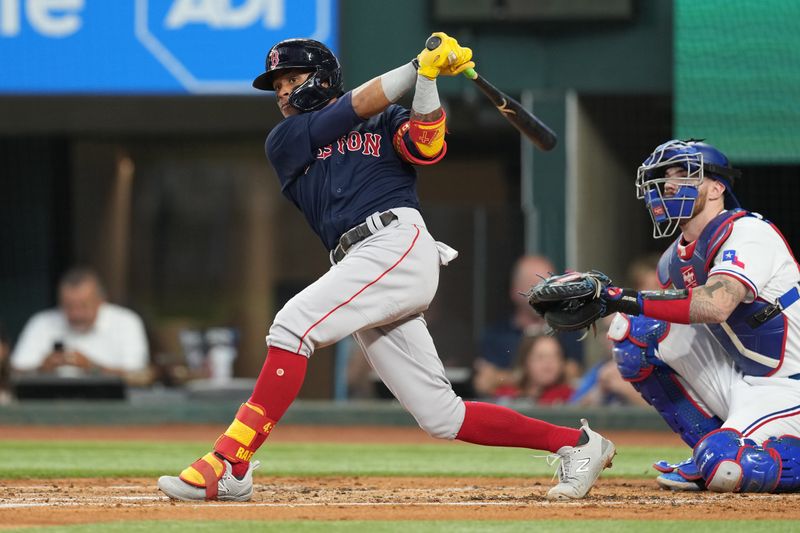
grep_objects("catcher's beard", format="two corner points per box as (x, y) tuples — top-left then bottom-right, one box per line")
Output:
(678, 184), (708, 231)
(691, 187), (707, 217)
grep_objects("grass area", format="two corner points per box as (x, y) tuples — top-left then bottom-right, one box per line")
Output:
(8, 521), (800, 533)
(0, 440), (689, 479)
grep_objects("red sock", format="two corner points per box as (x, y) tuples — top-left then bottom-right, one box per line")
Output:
(455, 401), (581, 453)
(230, 346), (307, 477)
(250, 346), (308, 419)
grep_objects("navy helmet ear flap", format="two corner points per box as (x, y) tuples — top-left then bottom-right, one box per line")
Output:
(288, 66), (344, 112)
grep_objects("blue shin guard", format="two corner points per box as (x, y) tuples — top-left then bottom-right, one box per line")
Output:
(763, 435), (800, 492)
(608, 314), (723, 447)
(694, 429), (781, 493)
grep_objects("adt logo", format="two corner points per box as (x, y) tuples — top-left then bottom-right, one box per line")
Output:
(135, 0), (336, 93)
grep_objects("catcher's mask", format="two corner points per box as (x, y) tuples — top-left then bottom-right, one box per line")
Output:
(636, 139), (741, 239)
(252, 38), (344, 112)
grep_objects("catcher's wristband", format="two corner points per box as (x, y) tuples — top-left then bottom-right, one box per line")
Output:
(604, 287), (643, 316)
(641, 288), (692, 324)
(606, 287), (692, 324)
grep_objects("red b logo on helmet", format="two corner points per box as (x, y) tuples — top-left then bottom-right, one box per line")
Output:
(269, 49), (280, 69)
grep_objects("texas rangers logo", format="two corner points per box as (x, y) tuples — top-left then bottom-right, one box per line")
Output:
(680, 265), (698, 288)
(269, 49), (280, 70)
(722, 249), (746, 268)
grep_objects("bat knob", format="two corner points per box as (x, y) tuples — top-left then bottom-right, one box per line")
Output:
(425, 36), (442, 51)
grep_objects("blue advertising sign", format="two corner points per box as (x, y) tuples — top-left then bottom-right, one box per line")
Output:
(0, 0), (338, 94)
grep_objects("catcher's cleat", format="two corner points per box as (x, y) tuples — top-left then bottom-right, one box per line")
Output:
(656, 470), (706, 491)
(158, 455), (260, 502)
(545, 419), (616, 500)
(653, 457), (706, 491)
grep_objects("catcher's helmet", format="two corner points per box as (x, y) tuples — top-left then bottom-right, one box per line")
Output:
(252, 38), (343, 112)
(636, 139), (742, 238)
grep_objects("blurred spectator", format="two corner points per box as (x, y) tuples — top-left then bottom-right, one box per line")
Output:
(512, 334), (574, 405)
(570, 253), (663, 407)
(0, 322), (11, 404)
(628, 252), (662, 292)
(347, 295), (474, 399)
(473, 255), (583, 398)
(569, 315), (645, 406)
(10, 267), (150, 384)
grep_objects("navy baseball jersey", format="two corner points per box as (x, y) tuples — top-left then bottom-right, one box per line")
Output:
(266, 92), (421, 250)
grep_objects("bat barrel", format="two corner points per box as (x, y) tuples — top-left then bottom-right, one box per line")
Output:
(462, 69), (557, 151)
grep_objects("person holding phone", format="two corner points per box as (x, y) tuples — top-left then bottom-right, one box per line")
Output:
(10, 268), (149, 381)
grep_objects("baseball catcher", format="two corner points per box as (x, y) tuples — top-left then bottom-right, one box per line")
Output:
(530, 139), (800, 494)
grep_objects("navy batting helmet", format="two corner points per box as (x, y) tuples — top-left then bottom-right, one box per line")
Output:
(252, 38), (343, 112)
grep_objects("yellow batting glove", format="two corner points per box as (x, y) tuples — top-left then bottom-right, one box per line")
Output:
(439, 53), (474, 77)
(417, 32), (471, 79)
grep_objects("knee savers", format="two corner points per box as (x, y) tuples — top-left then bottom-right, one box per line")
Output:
(694, 429), (782, 492)
(608, 313), (722, 447)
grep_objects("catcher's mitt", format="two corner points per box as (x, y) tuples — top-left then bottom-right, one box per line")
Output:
(526, 270), (612, 332)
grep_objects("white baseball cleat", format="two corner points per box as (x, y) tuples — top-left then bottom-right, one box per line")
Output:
(158, 459), (260, 502)
(545, 419), (616, 500)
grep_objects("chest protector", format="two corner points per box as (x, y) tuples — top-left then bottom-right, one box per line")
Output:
(657, 209), (786, 376)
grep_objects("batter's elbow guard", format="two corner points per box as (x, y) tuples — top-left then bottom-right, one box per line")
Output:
(393, 112), (448, 166)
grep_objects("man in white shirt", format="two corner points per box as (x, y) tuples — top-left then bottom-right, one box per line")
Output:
(11, 268), (149, 380)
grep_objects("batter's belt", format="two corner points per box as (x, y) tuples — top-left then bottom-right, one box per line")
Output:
(330, 211), (398, 264)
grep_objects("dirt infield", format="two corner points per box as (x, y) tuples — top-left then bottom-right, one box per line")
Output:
(2, 426), (799, 526)
(2, 476), (800, 526)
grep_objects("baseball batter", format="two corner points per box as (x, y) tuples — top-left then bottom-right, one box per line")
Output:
(593, 140), (800, 492)
(157, 34), (615, 502)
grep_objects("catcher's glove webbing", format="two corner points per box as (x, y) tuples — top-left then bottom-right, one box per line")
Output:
(526, 270), (612, 332)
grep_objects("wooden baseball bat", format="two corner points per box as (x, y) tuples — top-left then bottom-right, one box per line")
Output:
(462, 67), (558, 152)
